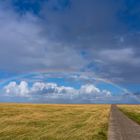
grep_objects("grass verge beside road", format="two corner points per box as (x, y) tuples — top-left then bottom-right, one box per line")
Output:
(118, 105), (140, 125)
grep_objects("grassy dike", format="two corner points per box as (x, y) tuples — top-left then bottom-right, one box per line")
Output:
(0, 104), (110, 140)
(118, 105), (140, 125)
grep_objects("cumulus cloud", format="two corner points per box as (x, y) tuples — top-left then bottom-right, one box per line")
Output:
(3, 81), (111, 103)
(3, 80), (140, 103)
(80, 84), (100, 94)
(4, 81), (29, 97)
(30, 82), (77, 95)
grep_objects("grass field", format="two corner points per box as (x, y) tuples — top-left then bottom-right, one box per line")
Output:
(0, 104), (110, 140)
(118, 105), (140, 125)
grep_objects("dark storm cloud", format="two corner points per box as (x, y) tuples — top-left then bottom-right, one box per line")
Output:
(0, 0), (140, 84)
(40, 0), (140, 84)
(40, 0), (124, 42)
(0, 2), (87, 72)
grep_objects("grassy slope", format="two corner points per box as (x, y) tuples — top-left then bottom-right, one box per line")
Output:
(118, 105), (140, 125)
(0, 104), (110, 140)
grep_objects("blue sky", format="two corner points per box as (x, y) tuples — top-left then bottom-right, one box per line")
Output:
(0, 0), (140, 103)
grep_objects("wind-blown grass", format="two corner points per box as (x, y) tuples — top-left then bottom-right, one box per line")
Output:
(0, 104), (110, 140)
(118, 105), (140, 125)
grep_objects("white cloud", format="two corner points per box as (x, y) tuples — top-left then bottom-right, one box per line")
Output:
(4, 81), (77, 97)
(102, 90), (111, 97)
(31, 82), (55, 93)
(3, 81), (111, 103)
(3, 81), (140, 104)
(4, 81), (29, 97)
(80, 84), (100, 94)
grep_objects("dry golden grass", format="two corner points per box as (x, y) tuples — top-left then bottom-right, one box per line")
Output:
(118, 105), (140, 125)
(0, 104), (110, 140)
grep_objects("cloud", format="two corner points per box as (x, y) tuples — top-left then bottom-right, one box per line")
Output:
(30, 82), (77, 95)
(3, 81), (111, 103)
(0, 0), (140, 86)
(0, 3), (87, 72)
(80, 84), (100, 94)
(99, 48), (140, 65)
(4, 81), (29, 97)
(3, 80), (140, 103)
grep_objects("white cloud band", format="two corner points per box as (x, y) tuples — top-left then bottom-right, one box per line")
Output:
(4, 81), (111, 101)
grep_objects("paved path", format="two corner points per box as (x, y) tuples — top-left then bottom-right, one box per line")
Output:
(108, 105), (140, 140)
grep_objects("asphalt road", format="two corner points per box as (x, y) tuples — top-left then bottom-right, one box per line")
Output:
(108, 105), (140, 140)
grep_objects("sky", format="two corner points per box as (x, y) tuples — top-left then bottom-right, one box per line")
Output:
(0, 0), (140, 103)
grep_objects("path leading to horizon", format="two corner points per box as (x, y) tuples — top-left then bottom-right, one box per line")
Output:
(108, 105), (140, 140)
